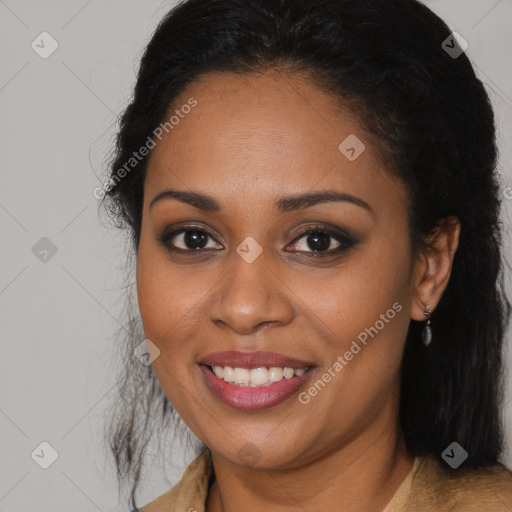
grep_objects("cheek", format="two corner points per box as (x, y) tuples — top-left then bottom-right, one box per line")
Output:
(136, 232), (194, 335)
(306, 246), (410, 340)
(136, 238), (182, 355)
(293, 264), (410, 430)
(135, 246), (203, 411)
(135, 238), (220, 375)
(299, 240), (412, 404)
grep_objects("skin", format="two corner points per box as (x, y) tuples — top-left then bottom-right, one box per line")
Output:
(136, 68), (461, 512)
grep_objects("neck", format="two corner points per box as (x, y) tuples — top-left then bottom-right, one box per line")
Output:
(206, 411), (415, 512)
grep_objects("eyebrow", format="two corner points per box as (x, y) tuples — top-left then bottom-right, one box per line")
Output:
(149, 188), (373, 215)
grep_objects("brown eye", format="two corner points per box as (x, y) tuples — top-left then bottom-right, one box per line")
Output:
(287, 226), (355, 256)
(294, 231), (339, 252)
(159, 227), (223, 252)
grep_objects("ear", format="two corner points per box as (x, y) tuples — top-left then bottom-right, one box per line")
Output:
(410, 216), (461, 321)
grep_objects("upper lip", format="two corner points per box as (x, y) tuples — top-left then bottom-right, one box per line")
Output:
(199, 350), (315, 370)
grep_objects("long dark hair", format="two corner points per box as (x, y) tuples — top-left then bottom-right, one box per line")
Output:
(99, 0), (511, 509)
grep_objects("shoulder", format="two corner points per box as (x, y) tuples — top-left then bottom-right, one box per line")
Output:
(139, 450), (512, 512)
(139, 449), (213, 512)
(405, 455), (512, 511)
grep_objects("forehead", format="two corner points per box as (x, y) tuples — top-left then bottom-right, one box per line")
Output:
(145, 69), (408, 217)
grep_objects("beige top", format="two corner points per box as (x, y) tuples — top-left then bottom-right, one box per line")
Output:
(140, 449), (512, 511)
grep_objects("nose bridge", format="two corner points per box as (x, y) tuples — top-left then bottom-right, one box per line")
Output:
(207, 240), (294, 333)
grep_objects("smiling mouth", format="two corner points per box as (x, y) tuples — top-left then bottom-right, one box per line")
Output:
(202, 364), (314, 387)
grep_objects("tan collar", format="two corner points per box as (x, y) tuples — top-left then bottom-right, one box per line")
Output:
(140, 449), (512, 511)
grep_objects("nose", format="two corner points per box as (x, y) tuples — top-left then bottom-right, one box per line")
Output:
(207, 248), (295, 335)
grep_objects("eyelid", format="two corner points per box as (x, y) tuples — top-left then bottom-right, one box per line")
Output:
(287, 222), (353, 243)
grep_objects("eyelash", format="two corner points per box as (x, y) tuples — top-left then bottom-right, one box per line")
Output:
(157, 223), (356, 258)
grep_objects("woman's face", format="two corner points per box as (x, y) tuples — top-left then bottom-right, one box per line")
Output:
(136, 69), (420, 468)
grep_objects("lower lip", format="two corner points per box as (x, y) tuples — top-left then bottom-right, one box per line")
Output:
(199, 364), (314, 410)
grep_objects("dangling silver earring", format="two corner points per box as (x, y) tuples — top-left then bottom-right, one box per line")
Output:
(422, 304), (432, 346)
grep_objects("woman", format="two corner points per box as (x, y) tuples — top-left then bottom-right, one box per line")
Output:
(101, 0), (512, 510)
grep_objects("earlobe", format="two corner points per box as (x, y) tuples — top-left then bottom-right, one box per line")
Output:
(410, 252), (436, 321)
(410, 216), (461, 322)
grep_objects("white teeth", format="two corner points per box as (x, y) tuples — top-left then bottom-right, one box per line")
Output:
(268, 367), (283, 381)
(283, 367), (294, 379)
(209, 365), (309, 387)
(223, 366), (234, 382)
(249, 367), (269, 385)
(233, 367), (250, 385)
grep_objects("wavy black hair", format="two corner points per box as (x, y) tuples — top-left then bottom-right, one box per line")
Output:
(99, 0), (511, 509)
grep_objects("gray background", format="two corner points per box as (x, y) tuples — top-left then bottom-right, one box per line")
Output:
(1, 1), (511, 510)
